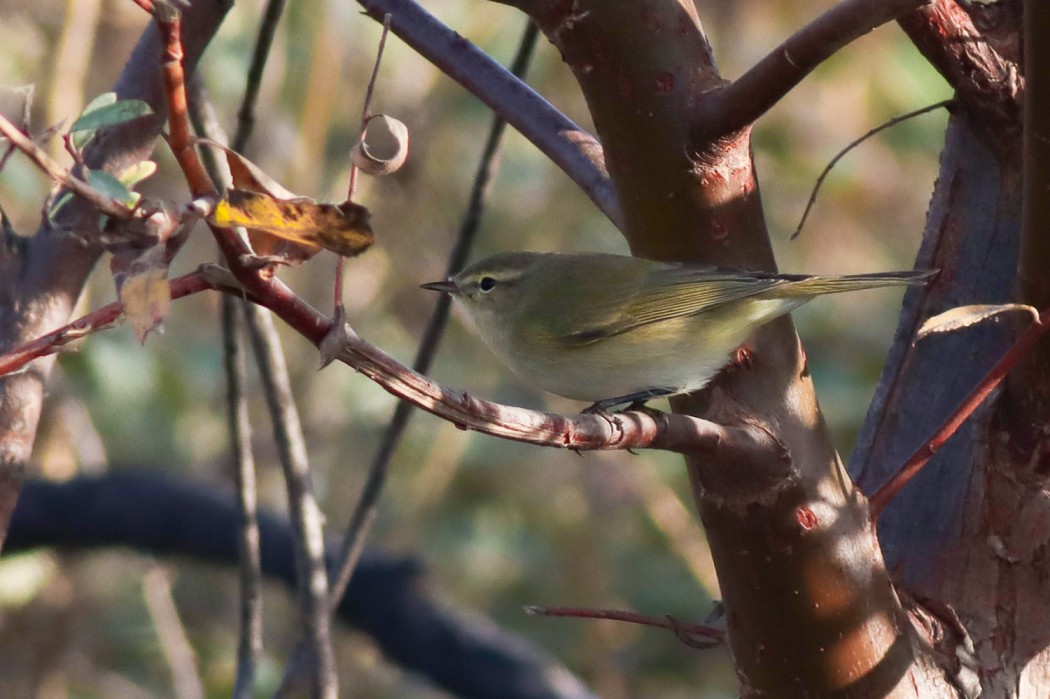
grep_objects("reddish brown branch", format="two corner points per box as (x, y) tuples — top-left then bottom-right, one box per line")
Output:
(694, 0), (931, 139)
(869, 308), (1050, 517)
(147, 4), (217, 198)
(134, 0), (254, 276)
(0, 273), (212, 377)
(134, 4), (260, 281)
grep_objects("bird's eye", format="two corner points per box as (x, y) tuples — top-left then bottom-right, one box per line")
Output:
(478, 276), (497, 292)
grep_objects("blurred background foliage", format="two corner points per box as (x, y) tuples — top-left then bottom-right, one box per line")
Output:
(0, 0), (950, 696)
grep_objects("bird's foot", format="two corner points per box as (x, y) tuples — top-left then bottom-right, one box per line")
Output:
(582, 388), (674, 415)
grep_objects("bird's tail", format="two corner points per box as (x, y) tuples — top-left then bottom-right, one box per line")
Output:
(774, 269), (936, 297)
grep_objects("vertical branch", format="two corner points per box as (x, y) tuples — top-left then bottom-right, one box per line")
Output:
(327, 19), (541, 607)
(187, 65), (335, 696)
(1007, 0), (1050, 434)
(233, 0), (288, 153)
(187, 77), (265, 699)
(244, 304), (337, 699)
(143, 567), (206, 699)
(222, 297), (263, 699)
(149, 3), (216, 198)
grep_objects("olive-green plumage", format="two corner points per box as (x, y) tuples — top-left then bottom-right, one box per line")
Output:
(422, 252), (932, 407)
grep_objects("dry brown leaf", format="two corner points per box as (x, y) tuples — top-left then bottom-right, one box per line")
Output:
(198, 138), (374, 262)
(351, 114), (409, 176)
(916, 304), (1040, 341)
(116, 245), (171, 343)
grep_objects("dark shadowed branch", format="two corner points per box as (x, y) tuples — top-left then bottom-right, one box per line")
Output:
(5, 474), (599, 699)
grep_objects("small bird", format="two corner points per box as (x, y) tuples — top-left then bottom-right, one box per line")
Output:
(422, 252), (933, 411)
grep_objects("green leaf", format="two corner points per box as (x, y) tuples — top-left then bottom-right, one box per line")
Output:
(81, 92), (117, 115)
(118, 160), (157, 189)
(47, 191), (74, 221)
(70, 97), (152, 134)
(70, 93), (115, 150)
(87, 169), (137, 207)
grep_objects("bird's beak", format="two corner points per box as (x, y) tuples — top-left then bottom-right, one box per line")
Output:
(421, 280), (458, 294)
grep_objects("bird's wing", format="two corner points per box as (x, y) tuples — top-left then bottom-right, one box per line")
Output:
(558, 266), (790, 346)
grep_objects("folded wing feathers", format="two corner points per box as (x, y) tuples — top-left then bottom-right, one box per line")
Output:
(559, 267), (932, 345)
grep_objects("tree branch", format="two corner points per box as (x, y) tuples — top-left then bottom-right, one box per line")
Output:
(0, 265), (774, 462)
(243, 304), (337, 698)
(694, 0), (932, 139)
(897, 0), (1021, 158)
(0, 114), (136, 220)
(220, 297), (263, 699)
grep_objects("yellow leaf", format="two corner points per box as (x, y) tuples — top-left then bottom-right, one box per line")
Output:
(210, 189), (373, 258)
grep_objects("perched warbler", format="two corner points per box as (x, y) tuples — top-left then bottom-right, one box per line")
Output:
(422, 252), (932, 411)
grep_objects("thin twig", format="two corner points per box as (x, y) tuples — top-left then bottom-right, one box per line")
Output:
(525, 605), (725, 645)
(233, 0), (288, 153)
(868, 308), (1050, 517)
(221, 297), (263, 699)
(142, 567), (206, 699)
(328, 20), (541, 607)
(792, 99), (953, 239)
(0, 112), (135, 220)
(355, 0), (623, 229)
(346, 13), (392, 201)
(188, 60), (264, 699)
(243, 304), (338, 699)
(337, 13), (392, 320)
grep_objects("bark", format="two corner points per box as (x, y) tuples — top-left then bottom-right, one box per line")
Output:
(852, 0), (1050, 694)
(503, 1), (948, 695)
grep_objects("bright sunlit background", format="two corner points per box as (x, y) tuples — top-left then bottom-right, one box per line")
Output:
(0, 0), (950, 696)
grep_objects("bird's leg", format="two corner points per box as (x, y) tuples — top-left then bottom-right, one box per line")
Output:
(582, 387), (674, 415)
